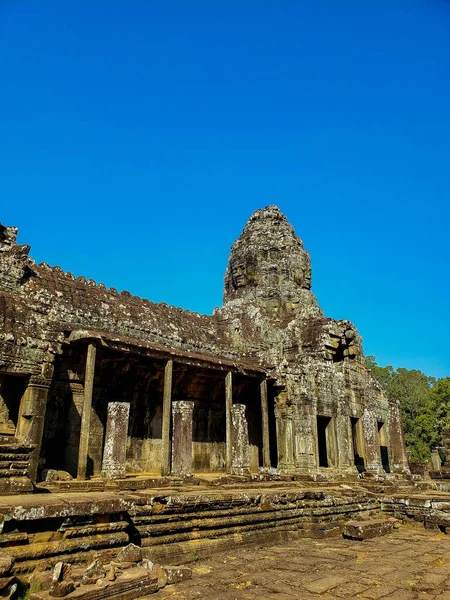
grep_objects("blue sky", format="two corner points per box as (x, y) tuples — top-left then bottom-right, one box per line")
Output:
(1, 1), (449, 378)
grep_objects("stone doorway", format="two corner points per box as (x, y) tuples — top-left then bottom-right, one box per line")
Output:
(0, 374), (28, 436)
(350, 417), (365, 472)
(378, 421), (390, 473)
(317, 416), (337, 468)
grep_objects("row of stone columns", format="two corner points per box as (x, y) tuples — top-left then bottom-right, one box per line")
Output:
(74, 345), (271, 480)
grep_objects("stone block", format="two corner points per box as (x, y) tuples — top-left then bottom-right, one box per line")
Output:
(0, 553), (14, 577)
(162, 565), (192, 585)
(343, 518), (398, 540)
(117, 544), (142, 563)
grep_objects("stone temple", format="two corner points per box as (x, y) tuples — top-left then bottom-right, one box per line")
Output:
(4, 206), (447, 598)
(0, 205), (409, 487)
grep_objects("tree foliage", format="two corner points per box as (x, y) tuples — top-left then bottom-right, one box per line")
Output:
(365, 356), (450, 461)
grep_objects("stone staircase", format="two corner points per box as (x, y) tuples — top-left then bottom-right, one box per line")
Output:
(0, 435), (35, 494)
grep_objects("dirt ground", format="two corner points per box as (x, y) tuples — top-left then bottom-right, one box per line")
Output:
(150, 527), (450, 599)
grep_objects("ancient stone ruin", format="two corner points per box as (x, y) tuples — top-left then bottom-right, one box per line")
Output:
(0, 206), (410, 486)
(1, 206), (447, 599)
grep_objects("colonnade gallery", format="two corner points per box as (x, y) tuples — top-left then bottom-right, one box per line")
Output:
(0, 206), (409, 491)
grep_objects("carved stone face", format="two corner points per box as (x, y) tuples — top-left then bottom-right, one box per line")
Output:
(231, 263), (249, 288)
(223, 206), (318, 315)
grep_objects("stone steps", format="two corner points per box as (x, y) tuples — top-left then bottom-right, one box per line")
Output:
(342, 517), (398, 540)
(0, 437), (34, 494)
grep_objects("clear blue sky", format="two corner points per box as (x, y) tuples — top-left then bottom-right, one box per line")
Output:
(1, 1), (449, 378)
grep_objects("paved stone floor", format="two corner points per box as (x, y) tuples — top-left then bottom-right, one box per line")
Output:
(151, 527), (450, 599)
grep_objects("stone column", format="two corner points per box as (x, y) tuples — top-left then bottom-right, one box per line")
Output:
(362, 408), (383, 474)
(64, 382), (84, 475)
(293, 399), (317, 474)
(388, 400), (410, 475)
(171, 401), (194, 477)
(101, 402), (130, 479)
(336, 413), (356, 472)
(161, 359), (173, 477)
(77, 343), (96, 480)
(225, 371), (232, 474)
(275, 404), (295, 474)
(16, 375), (52, 482)
(260, 379), (271, 468)
(230, 403), (250, 475)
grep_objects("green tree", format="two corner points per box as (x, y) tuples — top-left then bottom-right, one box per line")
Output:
(364, 356), (442, 461)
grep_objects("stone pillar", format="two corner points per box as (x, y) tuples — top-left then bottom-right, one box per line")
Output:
(431, 449), (442, 472)
(171, 401), (194, 477)
(388, 400), (410, 475)
(16, 375), (52, 482)
(260, 379), (271, 468)
(361, 408), (383, 474)
(275, 404), (295, 474)
(161, 359), (173, 477)
(101, 402), (130, 479)
(293, 400), (317, 474)
(225, 371), (232, 474)
(336, 413), (356, 472)
(230, 403), (250, 475)
(77, 343), (96, 480)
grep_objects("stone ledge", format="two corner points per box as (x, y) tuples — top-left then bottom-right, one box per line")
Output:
(343, 517), (398, 540)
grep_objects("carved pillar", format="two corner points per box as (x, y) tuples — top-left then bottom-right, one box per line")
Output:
(161, 359), (173, 477)
(77, 343), (96, 480)
(275, 404), (295, 474)
(336, 413), (356, 472)
(388, 400), (410, 475)
(231, 403), (250, 475)
(101, 402), (130, 480)
(64, 382), (84, 475)
(16, 375), (52, 482)
(171, 401), (194, 477)
(225, 371), (232, 474)
(260, 379), (271, 468)
(293, 399), (317, 474)
(362, 407), (383, 474)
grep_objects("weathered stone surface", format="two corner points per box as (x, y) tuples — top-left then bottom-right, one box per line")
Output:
(49, 580), (75, 597)
(171, 401), (194, 478)
(116, 544), (142, 564)
(82, 560), (105, 585)
(44, 470), (73, 483)
(100, 403), (130, 480)
(230, 404), (250, 476)
(0, 553), (14, 576)
(161, 565), (192, 585)
(343, 518), (398, 540)
(146, 564), (167, 589)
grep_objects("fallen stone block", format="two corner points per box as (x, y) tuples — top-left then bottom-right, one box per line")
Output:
(0, 553), (14, 578)
(343, 518), (398, 540)
(49, 579), (75, 597)
(116, 544), (142, 564)
(30, 567), (158, 600)
(161, 565), (192, 585)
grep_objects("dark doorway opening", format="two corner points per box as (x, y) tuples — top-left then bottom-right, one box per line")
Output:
(378, 421), (390, 473)
(0, 375), (28, 435)
(317, 416), (331, 468)
(350, 417), (365, 472)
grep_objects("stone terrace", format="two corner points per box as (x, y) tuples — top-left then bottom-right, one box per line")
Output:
(152, 527), (450, 600)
